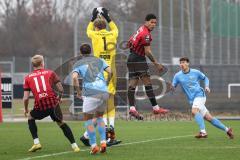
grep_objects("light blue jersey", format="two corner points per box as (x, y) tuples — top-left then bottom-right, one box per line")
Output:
(72, 56), (109, 96)
(172, 69), (209, 104)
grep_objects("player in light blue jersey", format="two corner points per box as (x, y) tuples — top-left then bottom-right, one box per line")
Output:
(172, 57), (233, 139)
(72, 44), (113, 154)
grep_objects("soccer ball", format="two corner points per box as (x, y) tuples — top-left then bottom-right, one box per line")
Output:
(96, 7), (104, 17)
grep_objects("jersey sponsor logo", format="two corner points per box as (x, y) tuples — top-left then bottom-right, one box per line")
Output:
(39, 93), (48, 98)
(100, 54), (111, 60)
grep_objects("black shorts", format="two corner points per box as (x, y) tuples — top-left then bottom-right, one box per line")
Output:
(30, 105), (63, 122)
(127, 52), (150, 79)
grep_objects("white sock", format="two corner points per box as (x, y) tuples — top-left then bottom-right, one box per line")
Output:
(109, 117), (115, 128)
(91, 143), (97, 149)
(201, 129), (207, 134)
(84, 131), (89, 139)
(34, 138), (40, 145)
(130, 106), (136, 111)
(225, 127), (229, 132)
(103, 117), (108, 126)
(153, 105), (159, 110)
(71, 143), (78, 149)
(100, 140), (106, 144)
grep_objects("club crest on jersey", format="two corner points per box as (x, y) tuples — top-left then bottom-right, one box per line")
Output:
(145, 35), (150, 43)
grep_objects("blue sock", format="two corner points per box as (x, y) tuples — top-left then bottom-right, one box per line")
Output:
(85, 119), (96, 146)
(194, 113), (205, 131)
(97, 118), (106, 142)
(210, 118), (227, 132)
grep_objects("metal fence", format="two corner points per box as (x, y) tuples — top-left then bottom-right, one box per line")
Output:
(1, 0), (240, 118)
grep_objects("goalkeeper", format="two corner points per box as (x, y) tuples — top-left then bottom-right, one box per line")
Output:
(80, 7), (121, 147)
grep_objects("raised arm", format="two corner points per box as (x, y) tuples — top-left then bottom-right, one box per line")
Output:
(101, 8), (118, 38)
(109, 21), (118, 38)
(86, 8), (98, 38)
(86, 22), (95, 38)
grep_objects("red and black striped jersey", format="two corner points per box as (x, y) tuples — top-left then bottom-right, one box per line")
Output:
(23, 69), (60, 111)
(128, 25), (152, 56)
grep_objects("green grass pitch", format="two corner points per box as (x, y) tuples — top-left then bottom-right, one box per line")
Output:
(0, 120), (239, 160)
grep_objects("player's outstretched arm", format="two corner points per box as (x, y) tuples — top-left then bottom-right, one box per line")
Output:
(72, 72), (82, 99)
(101, 8), (111, 23)
(101, 8), (118, 37)
(109, 21), (118, 38)
(86, 8), (98, 38)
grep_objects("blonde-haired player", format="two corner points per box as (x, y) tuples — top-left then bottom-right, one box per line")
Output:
(80, 7), (121, 147)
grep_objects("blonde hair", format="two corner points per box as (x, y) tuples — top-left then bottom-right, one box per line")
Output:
(94, 18), (107, 30)
(31, 55), (44, 67)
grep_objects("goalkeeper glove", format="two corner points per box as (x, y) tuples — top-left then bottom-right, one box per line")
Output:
(101, 8), (111, 23)
(91, 8), (98, 22)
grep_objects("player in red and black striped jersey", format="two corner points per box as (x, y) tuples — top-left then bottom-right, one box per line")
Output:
(23, 54), (80, 152)
(24, 68), (60, 111)
(127, 14), (169, 120)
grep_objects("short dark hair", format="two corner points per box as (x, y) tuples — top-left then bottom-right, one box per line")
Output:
(145, 14), (157, 21)
(80, 44), (91, 55)
(179, 57), (190, 63)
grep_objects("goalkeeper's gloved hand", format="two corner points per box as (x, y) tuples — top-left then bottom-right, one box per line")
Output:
(91, 8), (98, 22)
(101, 8), (111, 23)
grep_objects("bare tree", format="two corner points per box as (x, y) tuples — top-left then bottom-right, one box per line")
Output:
(0, 0), (74, 57)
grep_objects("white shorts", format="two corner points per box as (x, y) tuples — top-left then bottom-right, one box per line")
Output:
(192, 97), (209, 116)
(82, 93), (109, 114)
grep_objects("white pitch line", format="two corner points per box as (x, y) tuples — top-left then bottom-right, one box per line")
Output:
(112, 134), (194, 147)
(16, 134), (193, 160)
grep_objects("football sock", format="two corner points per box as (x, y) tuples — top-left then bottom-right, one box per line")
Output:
(71, 143), (78, 149)
(83, 131), (89, 139)
(33, 138), (40, 145)
(97, 118), (106, 142)
(103, 117), (108, 126)
(60, 123), (75, 144)
(145, 85), (158, 106)
(109, 117), (115, 127)
(130, 106), (136, 111)
(28, 119), (38, 139)
(85, 119), (96, 146)
(128, 86), (136, 106)
(210, 118), (228, 132)
(109, 125), (116, 140)
(153, 105), (160, 110)
(194, 113), (206, 131)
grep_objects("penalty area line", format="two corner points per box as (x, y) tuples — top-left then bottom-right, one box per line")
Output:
(16, 134), (193, 160)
